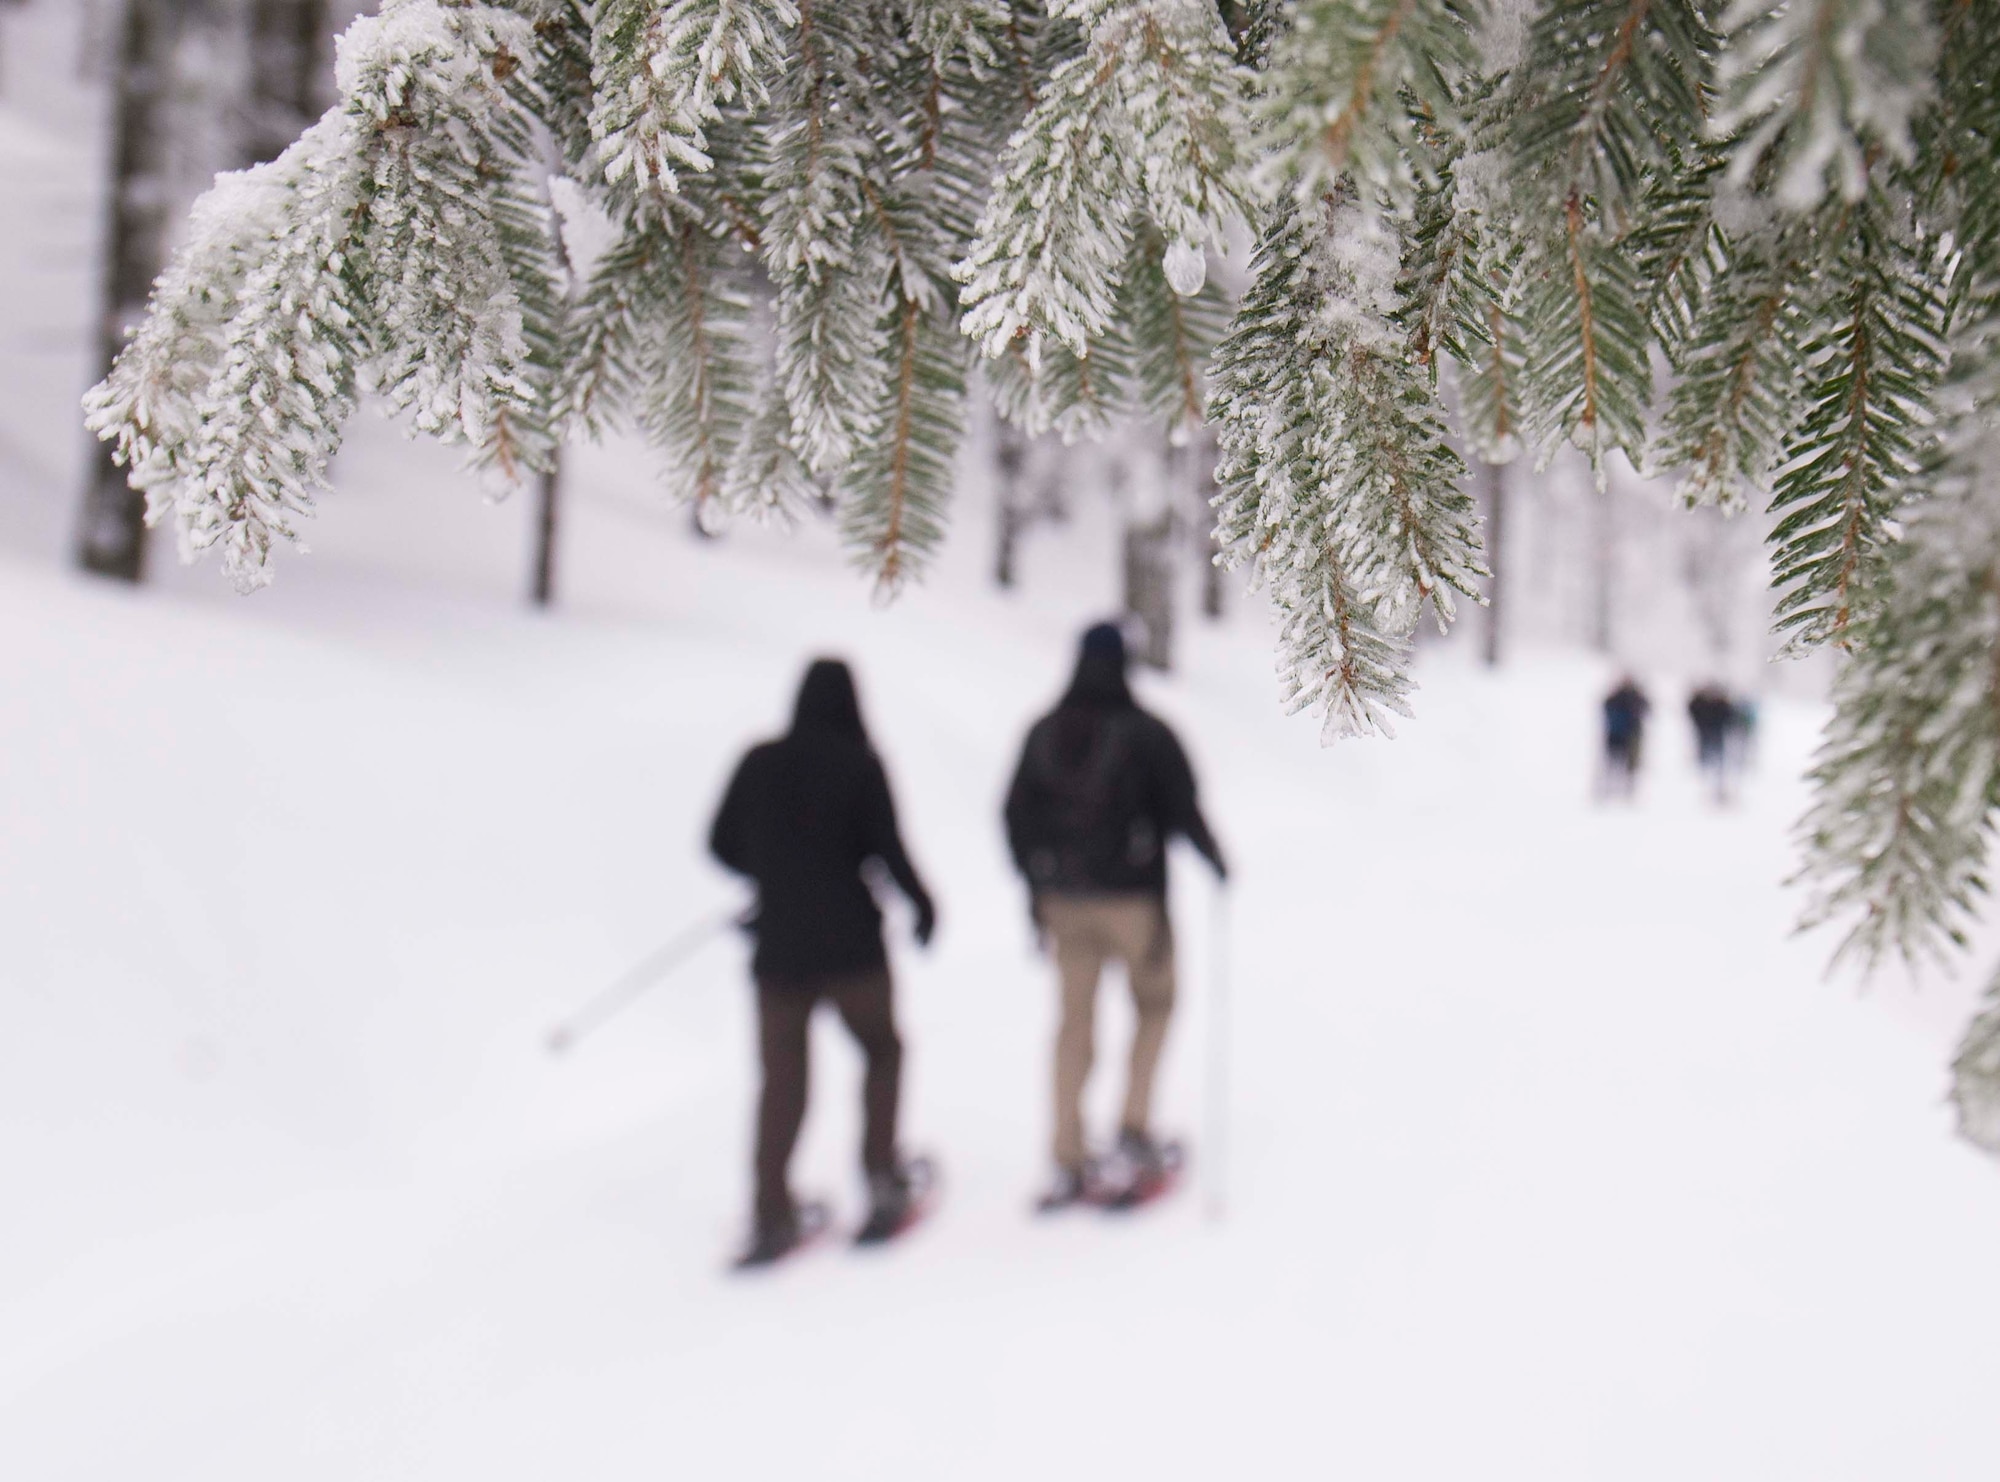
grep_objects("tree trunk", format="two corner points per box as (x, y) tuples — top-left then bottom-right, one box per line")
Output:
(993, 419), (1028, 589)
(531, 450), (561, 607)
(1590, 476), (1614, 655)
(1481, 459), (1507, 667)
(241, 0), (327, 165)
(1122, 446), (1177, 672)
(78, 0), (178, 583)
(1190, 428), (1224, 620)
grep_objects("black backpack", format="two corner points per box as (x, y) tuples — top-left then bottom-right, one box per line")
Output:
(1020, 710), (1157, 891)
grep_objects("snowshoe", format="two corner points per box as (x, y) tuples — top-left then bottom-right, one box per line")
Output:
(1033, 1163), (1092, 1215)
(1098, 1132), (1185, 1212)
(853, 1155), (938, 1247)
(732, 1199), (832, 1271)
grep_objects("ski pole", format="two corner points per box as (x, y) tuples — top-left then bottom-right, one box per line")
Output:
(546, 906), (746, 1056)
(1204, 882), (1231, 1224)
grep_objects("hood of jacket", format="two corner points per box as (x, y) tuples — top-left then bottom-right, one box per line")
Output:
(791, 658), (869, 743)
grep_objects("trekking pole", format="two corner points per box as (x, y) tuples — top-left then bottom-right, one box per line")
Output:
(1204, 882), (1231, 1224)
(545, 906), (746, 1057)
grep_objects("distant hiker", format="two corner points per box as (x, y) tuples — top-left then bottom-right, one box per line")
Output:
(1004, 622), (1227, 1210)
(1688, 683), (1738, 804)
(1600, 676), (1651, 799)
(710, 659), (937, 1266)
(1732, 694), (1760, 772)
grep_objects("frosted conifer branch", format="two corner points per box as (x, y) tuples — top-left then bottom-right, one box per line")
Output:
(985, 328), (1134, 442)
(342, 3), (549, 454)
(515, 0), (598, 173)
(1795, 294), (2000, 967)
(1768, 194), (1949, 652)
(589, 0), (798, 206)
(841, 295), (969, 592)
(1501, 0), (1719, 472)
(1954, 970), (2000, 1158)
(758, 0), (897, 470)
(1122, 224), (1230, 438)
(724, 376), (821, 523)
(1717, 0), (1940, 211)
(1211, 193), (1483, 740)
(86, 127), (361, 590)
(1257, 0), (1479, 204)
(1652, 215), (1814, 510)
(957, 0), (1250, 361)
(85, 0), (559, 586)
(560, 203), (760, 513)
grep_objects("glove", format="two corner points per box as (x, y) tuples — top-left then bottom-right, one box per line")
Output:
(913, 895), (937, 947)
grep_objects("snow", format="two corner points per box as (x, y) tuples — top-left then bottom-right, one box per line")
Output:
(4, 424), (2000, 1478)
(3, 24), (1999, 1480)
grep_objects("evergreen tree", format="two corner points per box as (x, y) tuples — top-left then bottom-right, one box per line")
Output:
(83, 0), (2000, 1147)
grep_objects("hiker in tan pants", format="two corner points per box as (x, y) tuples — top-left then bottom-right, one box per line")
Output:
(1042, 893), (1176, 1177)
(1004, 623), (1226, 1209)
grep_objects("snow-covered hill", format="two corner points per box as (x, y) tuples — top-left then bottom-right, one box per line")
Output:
(4, 441), (2000, 1480)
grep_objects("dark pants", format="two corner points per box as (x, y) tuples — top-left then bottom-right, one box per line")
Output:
(753, 966), (901, 1226)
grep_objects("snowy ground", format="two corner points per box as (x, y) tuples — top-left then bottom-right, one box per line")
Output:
(4, 54), (2000, 1482)
(6, 450), (2000, 1480)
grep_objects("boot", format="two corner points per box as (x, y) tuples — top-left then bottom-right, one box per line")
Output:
(1033, 1162), (1091, 1214)
(1103, 1128), (1178, 1209)
(1115, 1126), (1166, 1180)
(853, 1165), (914, 1245)
(734, 1209), (801, 1269)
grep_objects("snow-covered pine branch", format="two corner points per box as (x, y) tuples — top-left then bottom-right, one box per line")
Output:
(1256, 0), (1477, 205)
(1767, 192), (1950, 651)
(1211, 191), (1481, 740)
(1652, 211), (1814, 512)
(590, 0), (799, 205)
(1506, 0), (1717, 471)
(956, 0), (1248, 362)
(1717, 0), (1940, 211)
(87, 0), (559, 589)
(1956, 972), (2000, 1157)
(1795, 287), (2000, 966)
(81, 0), (2000, 1114)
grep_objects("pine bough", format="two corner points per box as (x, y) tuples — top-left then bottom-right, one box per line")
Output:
(85, 0), (2000, 1148)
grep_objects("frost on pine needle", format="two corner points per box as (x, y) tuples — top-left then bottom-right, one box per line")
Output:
(86, 0), (563, 588)
(88, 118), (364, 591)
(956, 0), (1248, 362)
(1211, 191), (1482, 742)
(1794, 301), (2000, 976)
(83, 159), (298, 555)
(590, 0), (798, 208)
(1255, 0), (1477, 207)
(1717, 0), (1940, 211)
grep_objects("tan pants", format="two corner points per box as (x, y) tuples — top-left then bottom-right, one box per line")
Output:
(1042, 893), (1176, 1171)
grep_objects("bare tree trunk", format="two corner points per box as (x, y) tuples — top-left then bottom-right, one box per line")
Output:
(1481, 459), (1508, 667)
(1590, 477), (1614, 655)
(1121, 445), (1177, 672)
(531, 450), (561, 607)
(78, 0), (177, 583)
(993, 419), (1028, 589)
(241, 0), (326, 165)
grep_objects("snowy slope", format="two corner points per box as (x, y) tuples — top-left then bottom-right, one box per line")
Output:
(2, 26), (1997, 1474)
(5, 435), (2000, 1481)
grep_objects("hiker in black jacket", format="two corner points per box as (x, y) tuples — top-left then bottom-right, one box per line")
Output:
(1004, 623), (1226, 1209)
(711, 659), (936, 1264)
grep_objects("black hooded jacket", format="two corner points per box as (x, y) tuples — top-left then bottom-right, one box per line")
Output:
(710, 661), (934, 981)
(1003, 650), (1224, 897)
